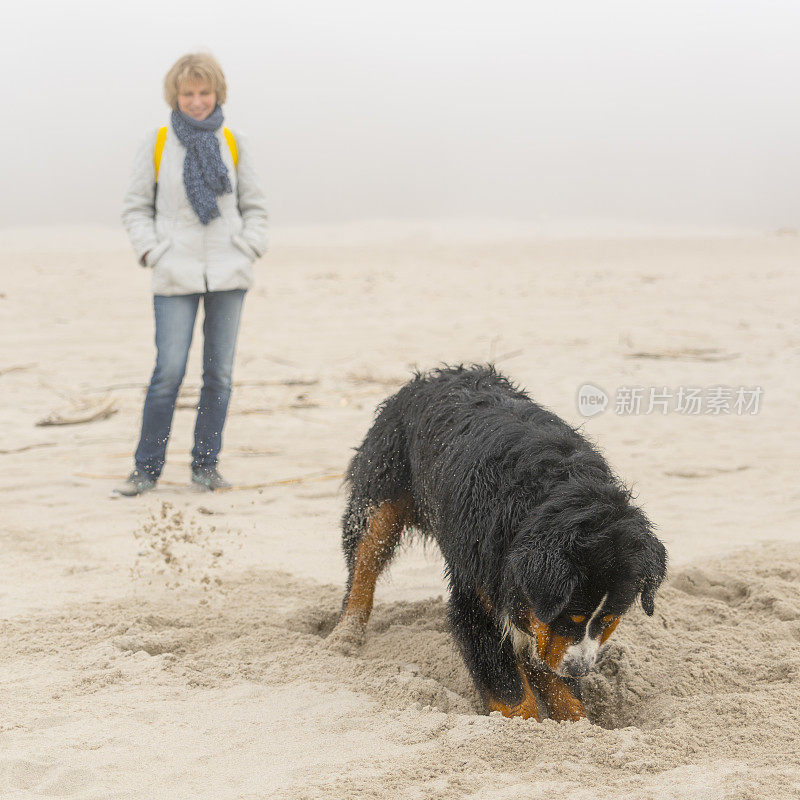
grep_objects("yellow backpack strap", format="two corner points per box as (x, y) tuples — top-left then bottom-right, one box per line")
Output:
(154, 126), (168, 182)
(223, 127), (238, 169)
(154, 125), (237, 180)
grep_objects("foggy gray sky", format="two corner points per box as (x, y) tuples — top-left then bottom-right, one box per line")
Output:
(2, 0), (799, 230)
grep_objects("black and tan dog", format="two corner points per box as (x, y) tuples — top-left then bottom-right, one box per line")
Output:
(329, 365), (667, 721)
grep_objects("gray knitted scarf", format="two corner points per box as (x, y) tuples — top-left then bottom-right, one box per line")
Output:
(170, 106), (232, 225)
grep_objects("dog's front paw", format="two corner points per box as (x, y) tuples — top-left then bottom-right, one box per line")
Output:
(544, 679), (587, 722)
(548, 691), (586, 722)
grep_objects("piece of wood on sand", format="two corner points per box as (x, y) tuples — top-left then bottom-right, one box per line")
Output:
(36, 394), (118, 427)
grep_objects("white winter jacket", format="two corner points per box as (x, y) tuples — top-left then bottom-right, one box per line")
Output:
(121, 121), (268, 295)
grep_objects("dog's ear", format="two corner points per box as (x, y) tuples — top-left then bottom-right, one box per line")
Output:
(509, 547), (578, 624)
(636, 535), (668, 616)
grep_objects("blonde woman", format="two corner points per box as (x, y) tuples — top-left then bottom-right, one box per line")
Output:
(118, 53), (267, 496)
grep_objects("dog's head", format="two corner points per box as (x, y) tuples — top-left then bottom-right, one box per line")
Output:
(506, 481), (667, 678)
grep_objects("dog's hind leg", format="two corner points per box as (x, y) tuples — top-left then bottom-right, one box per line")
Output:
(327, 496), (411, 650)
(448, 582), (541, 721)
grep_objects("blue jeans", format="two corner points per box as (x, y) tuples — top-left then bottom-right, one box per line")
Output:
(134, 290), (246, 479)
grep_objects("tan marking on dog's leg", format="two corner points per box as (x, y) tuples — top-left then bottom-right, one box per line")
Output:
(528, 615), (550, 660)
(527, 668), (586, 722)
(542, 633), (572, 673)
(485, 665), (542, 721)
(343, 498), (409, 623)
(331, 498), (410, 650)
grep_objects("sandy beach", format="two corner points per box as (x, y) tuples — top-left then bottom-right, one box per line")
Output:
(2, 226), (799, 799)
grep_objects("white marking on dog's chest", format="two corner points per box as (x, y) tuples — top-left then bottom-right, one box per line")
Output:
(500, 614), (536, 660)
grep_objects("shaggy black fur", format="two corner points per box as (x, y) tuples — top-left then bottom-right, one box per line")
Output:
(340, 364), (667, 710)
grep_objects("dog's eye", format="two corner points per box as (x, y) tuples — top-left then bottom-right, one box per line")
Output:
(570, 614), (586, 624)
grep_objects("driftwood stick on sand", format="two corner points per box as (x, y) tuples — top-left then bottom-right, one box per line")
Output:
(0, 363), (37, 377)
(665, 465), (750, 479)
(0, 442), (57, 455)
(227, 472), (343, 491)
(37, 395), (118, 427)
(625, 347), (741, 362)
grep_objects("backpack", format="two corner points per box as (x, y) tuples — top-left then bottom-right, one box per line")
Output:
(153, 126), (239, 181)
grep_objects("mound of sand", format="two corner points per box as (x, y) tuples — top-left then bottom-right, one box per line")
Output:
(4, 541), (799, 798)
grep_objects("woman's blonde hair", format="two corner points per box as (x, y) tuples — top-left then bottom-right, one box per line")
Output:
(163, 53), (227, 109)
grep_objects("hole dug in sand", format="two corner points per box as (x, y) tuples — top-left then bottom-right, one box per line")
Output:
(275, 543), (800, 799)
(290, 542), (800, 737)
